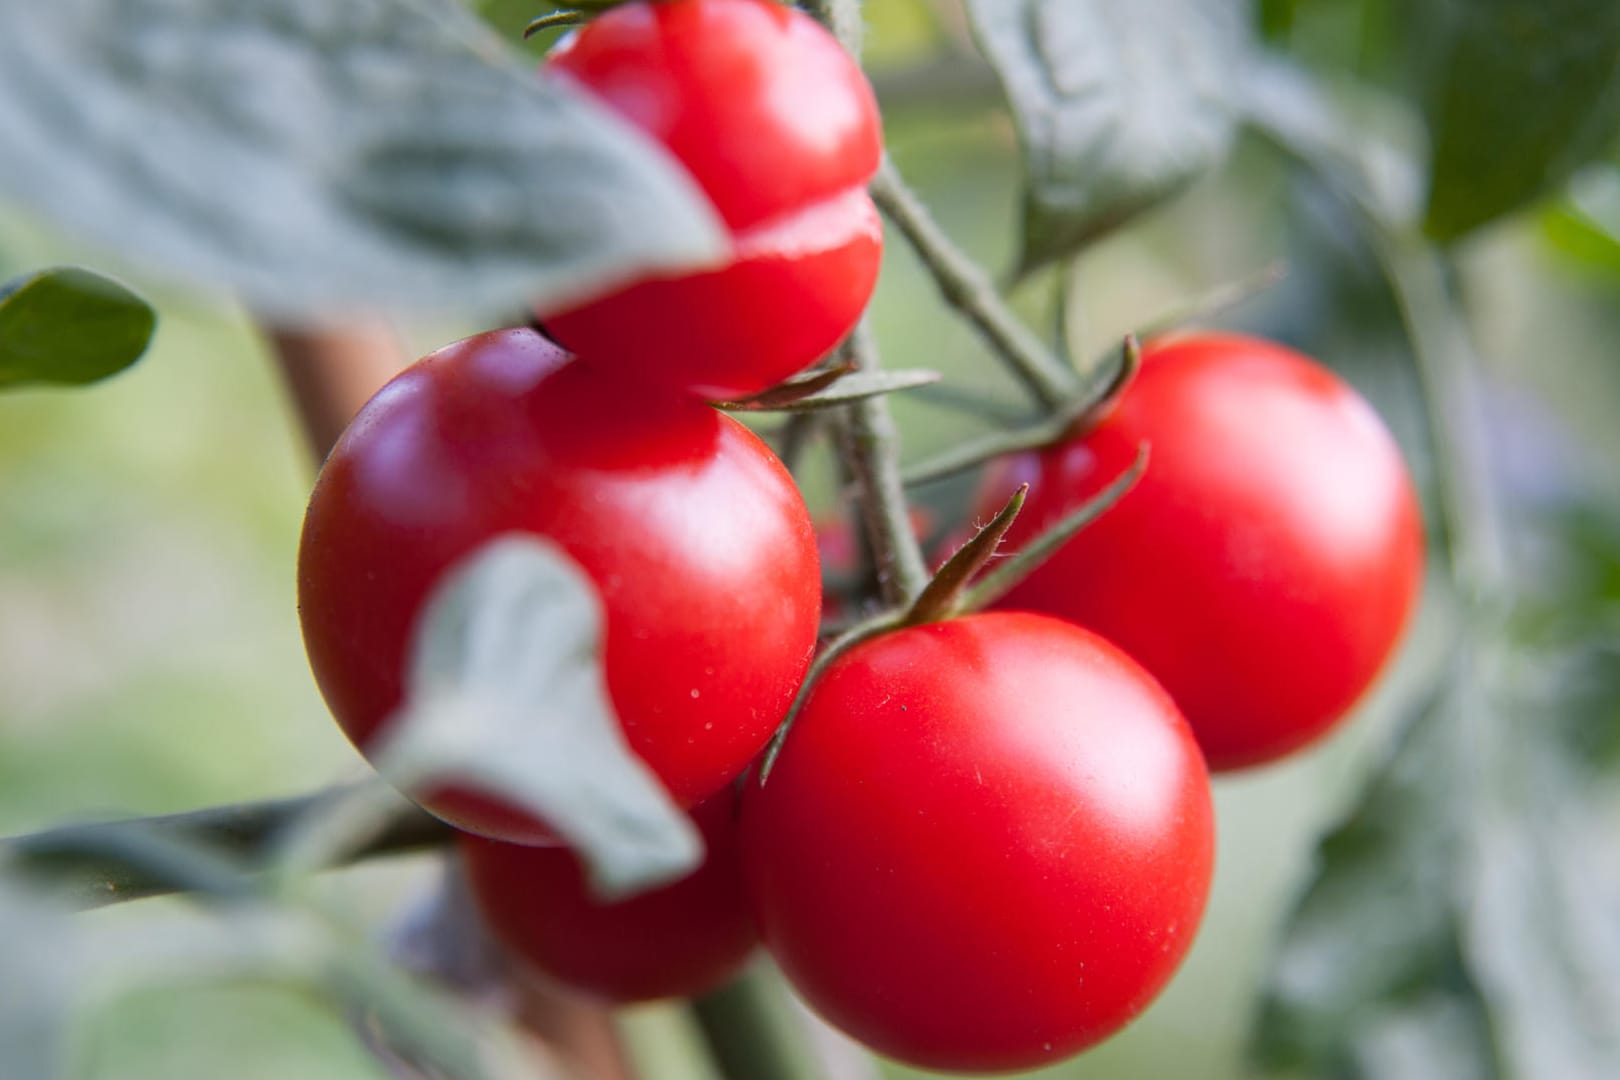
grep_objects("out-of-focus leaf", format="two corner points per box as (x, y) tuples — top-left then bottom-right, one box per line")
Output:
(1255, 494), (1620, 1078)
(1252, 658), (1504, 1076)
(0, 867), (561, 1080)
(0, 876), (334, 1080)
(1420, 0), (1620, 241)
(1541, 165), (1620, 278)
(333, 936), (565, 1080)
(371, 535), (701, 900)
(965, 0), (1249, 276)
(1242, 58), (1425, 229)
(0, 0), (726, 319)
(1257, 0), (1298, 41)
(0, 268), (155, 390)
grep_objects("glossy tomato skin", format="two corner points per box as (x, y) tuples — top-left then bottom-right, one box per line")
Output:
(461, 791), (755, 1003)
(742, 613), (1214, 1073)
(298, 328), (821, 844)
(542, 0), (884, 399)
(983, 333), (1424, 771)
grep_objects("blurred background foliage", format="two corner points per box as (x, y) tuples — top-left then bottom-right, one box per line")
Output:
(1, 0), (1618, 1077)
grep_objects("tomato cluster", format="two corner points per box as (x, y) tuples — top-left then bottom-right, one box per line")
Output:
(295, 0), (1422, 1073)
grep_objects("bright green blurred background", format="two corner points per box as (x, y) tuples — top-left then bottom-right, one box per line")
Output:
(4, 1), (1620, 1078)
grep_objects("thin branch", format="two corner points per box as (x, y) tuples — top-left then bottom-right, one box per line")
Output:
(902, 416), (1069, 488)
(907, 380), (1035, 426)
(870, 158), (1082, 409)
(523, 11), (586, 39)
(1375, 236), (1508, 605)
(693, 965), (827, 1080)
(0, 783), (451, 910)
(902, 337), (1140, 486)
(828, 325), (930, 607)
(1128, 261), (1288, 344)
(261, 320), (406, 461)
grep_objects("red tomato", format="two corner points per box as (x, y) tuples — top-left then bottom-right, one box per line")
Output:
(981, 333), (1424, 770)
(298, 328), (821, 843)
(461, 791), (755, 1003)
(541, 0), (883, 400)
(742, 613), (1214, 1072)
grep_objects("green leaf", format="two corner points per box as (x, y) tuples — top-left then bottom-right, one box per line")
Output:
(371, 535), (702, 900)
(1241, 57), (1425, 229)
(1421, 0), (1620, 241)
(966, 0), (1250, 276)
(1252, 668), (1498, 1075)
(0, 267), (155, 390)
(0, 877), (334, 1080)
(1255, 550), (1620, 1077)
(1541, 165), (1620, 277)
(0, 870), (555, 1080)
(0, 0), (726, 319)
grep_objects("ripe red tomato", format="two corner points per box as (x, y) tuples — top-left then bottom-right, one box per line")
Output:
(298, 328), (821, 844)
(979, 333), (1424, 770)
(541, 0), (884, 400)
(461, 790), (755, 1003)
(741, 612), (1214, 1072)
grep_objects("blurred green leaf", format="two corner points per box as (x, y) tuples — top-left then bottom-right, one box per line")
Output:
(369, 536), (701, 900)
(0, 0), (725, 320)
(1251, 662), (1504, 1076)
(0, 868), (562, 1080)
(1258, 0), (1299, 41)
(1255, 509), (1620, 1078)
(0, 268), (154, 390)
(1421, 0), (1620, 241)
(965, 0), (1249, 276)
(1242, 58), (1424, 229)
(0, 876), (336, 1080)
(1541, 165), (1620, 277)
(332, 937), (562, 1080)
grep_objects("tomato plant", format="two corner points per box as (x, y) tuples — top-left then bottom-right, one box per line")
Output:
(25, 0), (1614, 1075)
(741, 612), (1215, 1073)
(298, 327), (821, 844)
(978, 333), (1424, 770)
(460, 790), (754, 1003)
(540, 0), (884, 400)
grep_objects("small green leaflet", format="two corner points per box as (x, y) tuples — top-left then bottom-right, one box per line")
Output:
(0, 267), (155, 390)
(371, 535), (702, 900)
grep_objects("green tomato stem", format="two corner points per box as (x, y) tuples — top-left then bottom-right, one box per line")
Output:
(870, 158), (1083, 411)
(0, 782), (449, 910)
(1374, 235), (1509, 606)
(692, 964), (831, 1080)
(828, 325), (931, 608)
